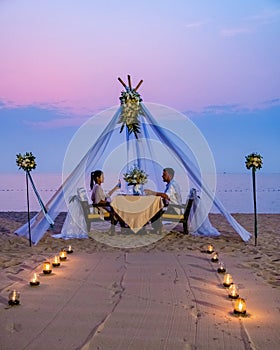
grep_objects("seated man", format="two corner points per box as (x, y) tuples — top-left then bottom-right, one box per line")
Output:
(144, 167), (182, 232)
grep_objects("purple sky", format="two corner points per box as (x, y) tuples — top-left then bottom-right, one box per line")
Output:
(0, 0), (279, 174)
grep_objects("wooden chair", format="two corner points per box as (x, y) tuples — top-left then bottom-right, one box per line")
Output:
(161, 193), (194, 234)
(78, 199), (112, 233)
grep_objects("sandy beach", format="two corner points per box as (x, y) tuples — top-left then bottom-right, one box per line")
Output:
(0, 212), (279, 349)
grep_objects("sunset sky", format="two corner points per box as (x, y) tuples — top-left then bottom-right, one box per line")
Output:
(1, 0), (279, 174)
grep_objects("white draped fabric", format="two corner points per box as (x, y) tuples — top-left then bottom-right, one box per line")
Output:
(15, 102), (252, 244)
(188, 188), (220, 237)
(52, 195), (88, 240)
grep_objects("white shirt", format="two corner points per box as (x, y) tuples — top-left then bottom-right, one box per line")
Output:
(165, 179), (182, 206)
(91, 184), (109, 216)
(91, 184), (106, 204)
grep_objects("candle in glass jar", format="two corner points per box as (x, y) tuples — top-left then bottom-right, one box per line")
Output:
(223, 273), (233, 287)
(43, 261), (52, 274)
(228, 283), (239, 299)
(8, 290), (20, 305)
(52, 256), (60, 267)
(67, 245), (73, 254)
(30, 272), (40, 286)
(234, 298), (246, 315)
(207, 244), (214, 254)
(217, 261), (226, 273)
(211, 252), (219, 262)
(59, 250), (67, 261)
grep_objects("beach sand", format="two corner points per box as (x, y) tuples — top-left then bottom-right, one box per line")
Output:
(0, 212), (279, 349)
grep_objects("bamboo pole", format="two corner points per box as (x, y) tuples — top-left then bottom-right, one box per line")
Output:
(118, 77), (127, 88)
(252, 167), (258, 246)
(127, 75), (132, 90)
(134, 80), (143, 91)
(26, 171), (32, 246)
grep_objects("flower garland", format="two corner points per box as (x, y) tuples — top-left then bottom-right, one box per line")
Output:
(245, 153), (263, 170)
(123, 166), (148, 185)
(16, 152), (37, 172)
(118, 89), (144, 138)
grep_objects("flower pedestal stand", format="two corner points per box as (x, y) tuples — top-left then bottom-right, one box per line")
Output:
(252, 167), (258, 246)
(245, 152), (263, 247)
(16, 151), (54, 247)
(26, 171), (32, 247)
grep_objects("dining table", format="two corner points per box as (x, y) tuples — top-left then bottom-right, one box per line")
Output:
(110, 195), (164, 233)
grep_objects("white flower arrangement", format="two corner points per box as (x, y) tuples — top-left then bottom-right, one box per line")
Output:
(245, 153), (263, 170)
(123, 166), (148, 185)
(118, 89), (144, 138)
(16, 152), (37, 172)
(120, 89), (142, 105)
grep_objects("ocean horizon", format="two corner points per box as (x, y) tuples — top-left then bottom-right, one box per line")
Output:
(0, 173), (279, 214)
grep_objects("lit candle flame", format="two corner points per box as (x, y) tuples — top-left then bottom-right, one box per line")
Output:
(8, 289), (20, 305)
(43, 261), (51, 272)
(59, 250), (67, 260)
(237, 300), (243, 311)
(234, 297), (246, 314)
(223, 273), (233, 286)
(11, 290), (17, 301)
(32, 273), (37, 283)
(228, 283), (239, 298)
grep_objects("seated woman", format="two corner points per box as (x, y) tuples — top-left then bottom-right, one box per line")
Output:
(90, 170), (126, 231)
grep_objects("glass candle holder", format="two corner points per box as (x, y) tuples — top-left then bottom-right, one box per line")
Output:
(211, 252), (219, 262)
(207, 244), (214, 254)
(30, 273), (40, 286)
(43, 261), (52, 274)
(223, 273), (233, 287)
(234, 298), (246, 315)
(67, 245), (73, 254)
(52, 256), (61, 267)
(59, 250), (67, 261)
(217, 261), (226, 273)
(228, 283), (239, 299)
(8, 290), (20, 306)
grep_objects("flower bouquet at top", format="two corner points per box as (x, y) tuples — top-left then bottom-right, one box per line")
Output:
(16, 152), (37, 172)
(245, 153), (263, 170)
(123, 166), (148, 186)
(118, 89), (145, 139)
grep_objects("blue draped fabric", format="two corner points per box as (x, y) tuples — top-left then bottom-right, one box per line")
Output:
(27, 171), (54, 227)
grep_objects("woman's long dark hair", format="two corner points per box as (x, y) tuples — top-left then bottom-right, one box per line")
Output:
(90, 170), (103, 190)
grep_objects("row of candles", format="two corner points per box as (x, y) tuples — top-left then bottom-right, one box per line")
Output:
(206, 244), (247, 316)
(8, 245), (73, 306)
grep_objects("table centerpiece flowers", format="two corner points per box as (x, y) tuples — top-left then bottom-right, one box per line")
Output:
(123, 166), (148, 195)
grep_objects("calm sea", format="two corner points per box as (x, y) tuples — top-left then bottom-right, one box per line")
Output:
(0, 173), (279, 213)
